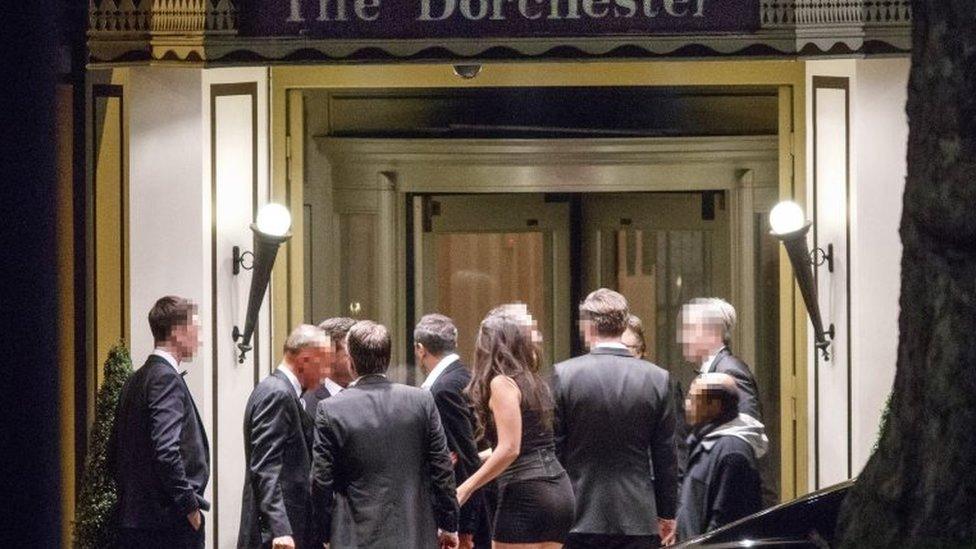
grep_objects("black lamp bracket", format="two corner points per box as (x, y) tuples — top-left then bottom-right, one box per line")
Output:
(815, 323), (836, 361)
(232, 246), (254, 275)
(232, 325), (252, 364)
(810, 244), (834, 273)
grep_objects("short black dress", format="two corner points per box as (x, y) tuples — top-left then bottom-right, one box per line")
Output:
(492, 407), (576, 543)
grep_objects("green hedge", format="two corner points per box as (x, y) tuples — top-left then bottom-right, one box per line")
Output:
(74, 342), (133, 549)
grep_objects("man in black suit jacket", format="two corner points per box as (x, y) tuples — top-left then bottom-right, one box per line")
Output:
(311, 321), (460, 549)
(110, 296), (209, 548)
(553, 289), (679, 549)
(679, 298), (762, 421)
(415, 314), (490, 549)
(301, 317), (356, 413)
(239, 325), (332, 549)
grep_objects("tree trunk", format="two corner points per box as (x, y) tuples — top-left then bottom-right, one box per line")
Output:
(836, 2), (976, 546)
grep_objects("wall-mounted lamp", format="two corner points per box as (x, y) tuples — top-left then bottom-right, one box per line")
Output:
(232, 203), (292, 363)
(452, 64), (482, 79)
(770, 200), (835, 361)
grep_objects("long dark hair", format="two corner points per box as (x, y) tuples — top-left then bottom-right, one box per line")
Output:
(466, 303), (552, 443)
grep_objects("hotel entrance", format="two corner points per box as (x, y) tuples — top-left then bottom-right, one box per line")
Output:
(298, 72), (796, 500)
(69, 0), (917, 537)
(415, 190), (780, 499)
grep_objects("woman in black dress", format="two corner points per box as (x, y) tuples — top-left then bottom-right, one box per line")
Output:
(457, 303), (575, 549)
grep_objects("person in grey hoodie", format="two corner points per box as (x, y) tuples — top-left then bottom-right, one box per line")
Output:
(677, 373), (768, 541)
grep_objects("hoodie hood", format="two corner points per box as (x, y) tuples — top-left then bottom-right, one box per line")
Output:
(702, 413), (769, 459)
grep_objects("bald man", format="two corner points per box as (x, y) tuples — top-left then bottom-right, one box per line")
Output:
(676, 374), (768, 542)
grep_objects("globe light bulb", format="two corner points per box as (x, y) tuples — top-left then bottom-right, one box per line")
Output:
(255, 203), (291, 237)
(769, 201), (806, 236)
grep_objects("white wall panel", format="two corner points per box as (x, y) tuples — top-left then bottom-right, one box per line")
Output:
(850, 58), (909, 473)
(805, 58), (909, 489)
(804, 60), (854, 491)
(203, 67), (271, 549)
(813, 83), (850, 489)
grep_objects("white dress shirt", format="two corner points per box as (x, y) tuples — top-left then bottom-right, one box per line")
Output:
(322, 377), (344, 396)
(421, 353), (460, 390)
(277, 364), (303, 405)
(700, 346), (727, 375)
(151, 348), (181, 373)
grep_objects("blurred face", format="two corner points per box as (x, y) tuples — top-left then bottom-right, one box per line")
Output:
(289, 343), (334, 391)
(621, 327), (643, 359)
(510, 303), (543, 346)
(685, 379), (723, 427)
(685, 374), (736, 426)
(331, 341), (354, 387)
(679, 308), (724, 363)
(172, 312), (202, 361)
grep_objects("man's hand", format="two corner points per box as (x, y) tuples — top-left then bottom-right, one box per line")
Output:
(187, 509), (202, 531)
(438, 530), (459, 549)
(272, 535), (296, 549)
(450, 451), (459, 467)
(458, 533), (474, 549)
(658, 517), (676, 546)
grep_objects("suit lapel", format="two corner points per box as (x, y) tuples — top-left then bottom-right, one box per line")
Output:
(273, 370), (314, 452)
(157, 359), (210, 459)
(438, 360), (464, 384)
(707, 348), (732, 373)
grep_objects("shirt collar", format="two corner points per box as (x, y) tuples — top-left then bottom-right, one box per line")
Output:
(421, 353), (460, 390)
(277, 364), (303, 398)
(322, 377), (344, 396)
(700, 346), (727, 375)
(349, 373), (387, 387)
(152, 349), (181, 373)
(593, 341), (629, 351)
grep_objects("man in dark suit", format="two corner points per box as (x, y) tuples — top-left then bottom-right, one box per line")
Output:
(553, 289), (679, 549)
(677, 374), (766, 541)
(239, 324), (332, 549)
(301, 317), (357, 413)
(110, 296), (209, 548)
(679, 298), (762, 421)
(415, 314), (490, 549)
(311, 321), (460, 549)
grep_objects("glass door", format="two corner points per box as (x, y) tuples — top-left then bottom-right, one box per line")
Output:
(413, 194), (571, 369)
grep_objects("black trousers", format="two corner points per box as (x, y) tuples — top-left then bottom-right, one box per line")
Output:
(565, 533), (661, 549)
(119, 516), (205, 549)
